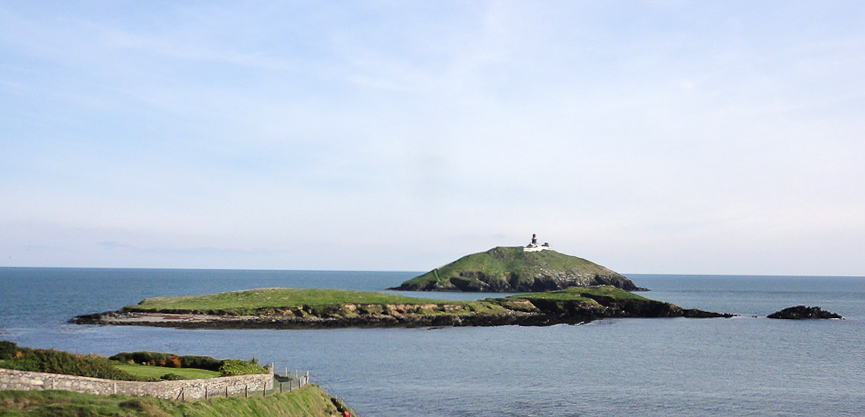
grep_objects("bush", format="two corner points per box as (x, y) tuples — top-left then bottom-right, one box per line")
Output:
(0, 341), (19, 360)
(111, 351), (221, 370)
(178, 355), (223, 372)
(218, 360), (267, 376)
(1, 348), (144, 381)
(164, 355), (181, 368)
(109, 351), (170, 366)
(160, 373), (182, 380)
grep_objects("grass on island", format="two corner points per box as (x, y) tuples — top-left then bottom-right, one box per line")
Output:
(504, 286), (649, 302)
(0, 384), (349, 417)
(112, 362), (220, 380)
(126, 288), (458, 315)
(119, 286), (650, 319)
(402, 246), (615, 287)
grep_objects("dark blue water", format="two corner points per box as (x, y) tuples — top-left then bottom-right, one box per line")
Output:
(2, 268), (864, 416)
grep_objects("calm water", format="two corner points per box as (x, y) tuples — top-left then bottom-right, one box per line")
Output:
(1, 268), (864, 416)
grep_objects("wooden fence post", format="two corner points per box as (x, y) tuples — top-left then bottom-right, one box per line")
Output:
(245, 385), (248, 398)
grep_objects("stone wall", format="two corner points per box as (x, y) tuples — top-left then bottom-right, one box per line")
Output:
(0, 366), (273, 400)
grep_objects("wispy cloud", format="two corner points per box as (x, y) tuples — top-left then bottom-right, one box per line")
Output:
(2, 1), (864, 274)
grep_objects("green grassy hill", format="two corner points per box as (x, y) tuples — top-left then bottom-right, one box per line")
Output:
(392, 246), (640, 292)
(0, 385), (350, 417)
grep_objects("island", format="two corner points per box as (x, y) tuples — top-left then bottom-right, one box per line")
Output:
(391, 237), (642, 292)
(71, 286), (731, 330)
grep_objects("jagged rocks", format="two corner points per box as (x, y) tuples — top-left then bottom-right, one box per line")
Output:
(767, 306), (842, 320)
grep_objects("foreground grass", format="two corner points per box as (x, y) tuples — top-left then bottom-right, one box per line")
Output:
(0, 385), (349, 417)
(112, 362), (220, 380)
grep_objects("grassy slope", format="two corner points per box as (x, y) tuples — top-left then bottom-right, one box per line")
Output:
(112, 363), (220, 380)
(128, 288), (453, 314)
(123, 288), (516, 317)
(0, 385), (347, 417)
(504, 286), (647, 302)
(402, 246), (616, 287)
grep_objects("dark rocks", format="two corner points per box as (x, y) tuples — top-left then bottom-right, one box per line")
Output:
(682, 309), (736, 318)
(767, 306), (842, 320)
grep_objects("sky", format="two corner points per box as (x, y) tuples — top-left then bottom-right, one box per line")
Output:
(1, 1), (864, 275)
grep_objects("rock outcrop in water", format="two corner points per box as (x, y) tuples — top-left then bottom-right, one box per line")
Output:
(391, 246), (644, 292)
(767, 306), (842, 319)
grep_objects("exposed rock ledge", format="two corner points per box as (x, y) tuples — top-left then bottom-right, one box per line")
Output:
(767, 306), (842, 320)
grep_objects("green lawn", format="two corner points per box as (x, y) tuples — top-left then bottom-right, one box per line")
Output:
(112, 362), (220, 380)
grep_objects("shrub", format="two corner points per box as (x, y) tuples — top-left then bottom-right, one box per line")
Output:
(110, 351), (170, 366)
(160, 373), (182, 380)
(1, 348), (144, 381)
(0, 341), (19, 360)
(218, 360), (267, 376)
(178, 355), (223, 372)
(110, 351), (221, 370)
(163, 354), (181, 368)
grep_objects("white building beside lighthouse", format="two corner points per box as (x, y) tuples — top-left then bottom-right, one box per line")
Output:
(523, 234), (552, 252)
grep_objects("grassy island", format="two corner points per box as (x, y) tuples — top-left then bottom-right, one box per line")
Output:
(391, 246), (642, 292)
(72, 286), (731, 329)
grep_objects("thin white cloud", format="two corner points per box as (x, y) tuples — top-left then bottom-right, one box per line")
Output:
(1, 1), (864, 274)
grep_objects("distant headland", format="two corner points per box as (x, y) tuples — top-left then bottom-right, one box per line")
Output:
(391, 235), (644, 292)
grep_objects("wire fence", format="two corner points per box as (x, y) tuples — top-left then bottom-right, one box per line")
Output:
(188, 368), (310, 400)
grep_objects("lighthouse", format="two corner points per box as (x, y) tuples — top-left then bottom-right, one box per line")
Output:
(523, 234), (552, 252)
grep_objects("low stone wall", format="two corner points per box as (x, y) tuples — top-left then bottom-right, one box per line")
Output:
(0, 366), (273, 400)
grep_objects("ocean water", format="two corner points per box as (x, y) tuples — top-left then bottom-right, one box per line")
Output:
(1, 268), (864, 416)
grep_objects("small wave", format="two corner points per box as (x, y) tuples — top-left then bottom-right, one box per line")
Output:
(57, 325), (97, 334)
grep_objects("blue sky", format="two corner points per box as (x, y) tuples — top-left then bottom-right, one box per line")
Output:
(2, 1), (864, 275)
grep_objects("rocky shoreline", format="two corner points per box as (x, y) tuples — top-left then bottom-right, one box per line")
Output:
(71, 297), (732, 330)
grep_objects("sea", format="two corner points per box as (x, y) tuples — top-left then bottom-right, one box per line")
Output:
(1, 268), (864, 417)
